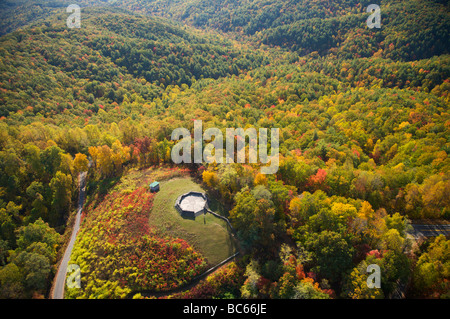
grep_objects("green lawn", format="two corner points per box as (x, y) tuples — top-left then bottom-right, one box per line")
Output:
(149, 177), (237, 266)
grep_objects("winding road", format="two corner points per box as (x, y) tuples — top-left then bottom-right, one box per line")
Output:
(51, 171), (87, 299)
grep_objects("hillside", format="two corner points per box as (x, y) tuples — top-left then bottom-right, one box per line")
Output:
(110, 0), (450, 61)
(0, 0), (448, 300)
(0, 7), (267, 120)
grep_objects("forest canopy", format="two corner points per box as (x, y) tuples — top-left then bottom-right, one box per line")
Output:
(0, 0), (448, 300)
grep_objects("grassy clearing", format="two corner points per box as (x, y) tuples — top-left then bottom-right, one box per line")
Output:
(84, 166), (237, 267)
(149, 177), (237, 266)
(86, 166), (188, 207)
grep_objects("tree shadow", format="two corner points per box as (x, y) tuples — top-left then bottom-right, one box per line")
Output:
(84, 174), (122, 209)
(207, 196), (228, 218)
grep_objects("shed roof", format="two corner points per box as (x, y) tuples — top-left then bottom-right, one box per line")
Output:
(149, 181), (159, 188)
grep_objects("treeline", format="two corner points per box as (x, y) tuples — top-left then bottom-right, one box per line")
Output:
(0, 121), (83, 297)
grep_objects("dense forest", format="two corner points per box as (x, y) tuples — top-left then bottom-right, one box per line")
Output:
(0, 0), (449, 299)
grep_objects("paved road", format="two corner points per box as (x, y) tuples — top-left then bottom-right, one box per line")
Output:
(409, 223), (450, 239)
(51, 171), (87, 299)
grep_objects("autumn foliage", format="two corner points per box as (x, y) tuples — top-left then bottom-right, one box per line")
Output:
(66, 176), (206, 299)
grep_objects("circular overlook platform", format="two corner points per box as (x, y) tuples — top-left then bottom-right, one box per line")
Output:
(175, 192), (209, 218)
